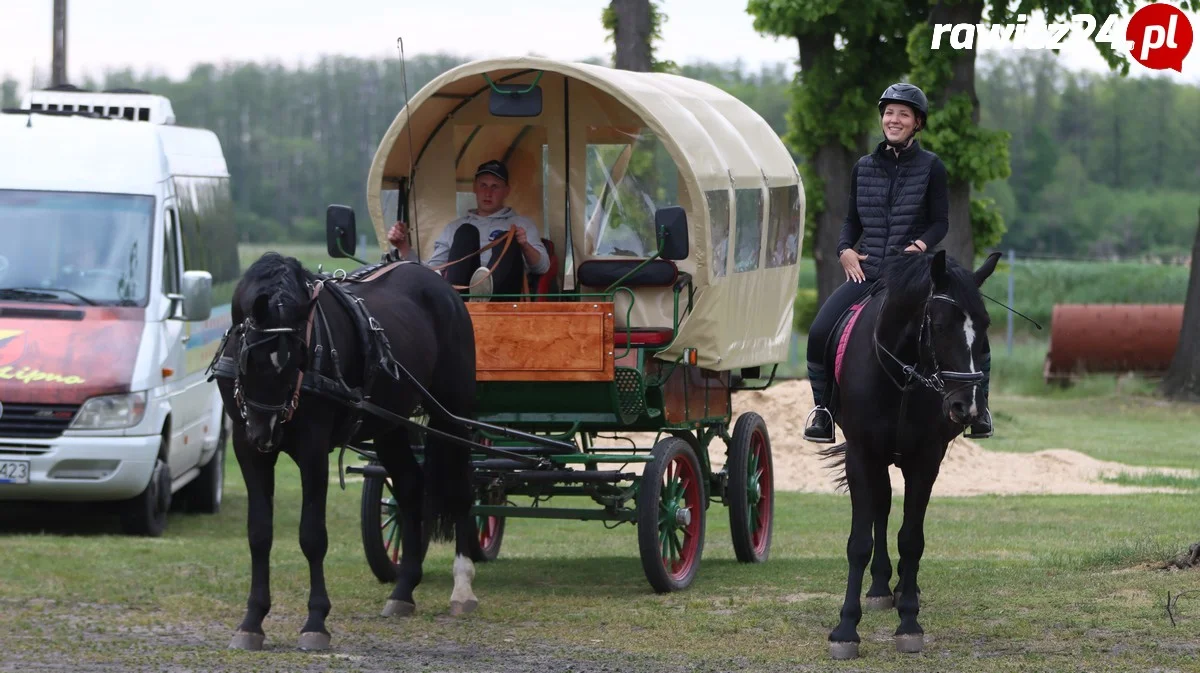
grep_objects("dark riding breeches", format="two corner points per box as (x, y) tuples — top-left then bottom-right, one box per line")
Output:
(806, 279), (877, 408)
(445, 224), (525, 297)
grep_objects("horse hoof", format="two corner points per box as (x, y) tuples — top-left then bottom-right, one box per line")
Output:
(865, 595), (894, 610)
(298, 631), (331, 651)
(382, 600), (416, 618)
(229, 631), (265, 651)
(829, 641), (860, 660)
(449, 599), (478, 616)
(895, 633), (925, 653)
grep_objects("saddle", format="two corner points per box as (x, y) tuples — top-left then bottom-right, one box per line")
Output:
(819, 281), (885, 418)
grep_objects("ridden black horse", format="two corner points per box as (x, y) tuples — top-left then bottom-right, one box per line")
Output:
(818, 249), (1002, 660)
(210, 252), (480, 652)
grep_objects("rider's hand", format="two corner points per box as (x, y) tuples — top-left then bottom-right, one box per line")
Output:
(840, 249), (870, 283)
(387, 221), (410, 251)
(903, 240), (927, 254)
(511, 224), (528, 246)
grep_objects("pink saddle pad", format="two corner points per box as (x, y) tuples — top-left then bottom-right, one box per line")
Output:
(834, 302), (868, 386)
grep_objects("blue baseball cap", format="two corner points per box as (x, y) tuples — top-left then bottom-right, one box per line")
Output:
(475, 159), (509, 183)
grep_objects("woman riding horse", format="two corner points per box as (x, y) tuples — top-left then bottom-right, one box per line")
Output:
(803, 82), (993, 443)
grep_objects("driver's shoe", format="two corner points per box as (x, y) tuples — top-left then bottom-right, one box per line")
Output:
(964, 408), (993, 439)
(804, 407), (836, 443)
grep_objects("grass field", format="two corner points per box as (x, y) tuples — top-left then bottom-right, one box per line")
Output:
(2, 396), (1199, 672)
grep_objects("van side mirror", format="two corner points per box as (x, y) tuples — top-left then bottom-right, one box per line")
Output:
(179, 270), (212, 322)
(655, 206), (689, 261)
(326, 204), (357, 258)
(489, 84), (543, 117)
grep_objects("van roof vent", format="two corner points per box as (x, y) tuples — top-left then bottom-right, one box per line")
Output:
(18, 89), (176, 125)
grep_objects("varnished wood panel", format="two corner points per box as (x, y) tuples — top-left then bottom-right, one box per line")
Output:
(654, 362), (730, 424)
(466, 301), (615, 381)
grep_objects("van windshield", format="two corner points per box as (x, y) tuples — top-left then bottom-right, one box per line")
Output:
(0, 190), (153, 306)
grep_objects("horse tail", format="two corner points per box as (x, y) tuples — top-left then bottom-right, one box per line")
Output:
(816, 441), (850, 492)
(421, 416), (474, 543)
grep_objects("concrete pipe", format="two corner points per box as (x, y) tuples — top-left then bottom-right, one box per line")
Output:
(1043, 304), (1183, 382)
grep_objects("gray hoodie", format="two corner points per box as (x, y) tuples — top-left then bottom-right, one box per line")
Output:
(424, 207), (549, 275)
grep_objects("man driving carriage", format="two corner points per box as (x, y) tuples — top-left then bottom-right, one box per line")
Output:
(385, 159), (549, 300)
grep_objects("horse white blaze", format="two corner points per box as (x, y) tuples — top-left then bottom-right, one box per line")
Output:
(451, 553), (476, 605)
(962, 315), (978, 416)
(270, 352), (283, 373)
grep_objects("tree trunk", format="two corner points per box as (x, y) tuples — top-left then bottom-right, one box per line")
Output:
(928, 0), (983, 268)
(51, 0), (68, 87)
(811, 141), (864, 306)
(1160, 212), (1200, 402)
(611, 0), (652, 72)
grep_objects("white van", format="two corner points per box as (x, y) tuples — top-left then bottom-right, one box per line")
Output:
(0, 88), (237, 536)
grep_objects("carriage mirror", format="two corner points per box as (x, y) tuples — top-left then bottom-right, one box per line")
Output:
(325, 204), (357, 258)
(655, 206), (689, 261)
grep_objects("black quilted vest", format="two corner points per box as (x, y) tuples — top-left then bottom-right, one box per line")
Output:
(853, 141), (937, 280)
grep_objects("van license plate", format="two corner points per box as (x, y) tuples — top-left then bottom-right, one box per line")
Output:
(0, 460), (30, 484)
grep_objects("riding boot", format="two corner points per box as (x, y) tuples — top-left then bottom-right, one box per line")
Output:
(965, 352), (993, 439)
(803, 363), (836, 443)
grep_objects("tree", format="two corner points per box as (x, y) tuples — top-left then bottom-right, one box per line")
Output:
(1161, 210), (1200, 402)
(748, 0), (926, 305)
(603, 1), (676, 73)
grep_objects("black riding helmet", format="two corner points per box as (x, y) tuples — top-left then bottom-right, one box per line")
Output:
(878, 82), (928, 130)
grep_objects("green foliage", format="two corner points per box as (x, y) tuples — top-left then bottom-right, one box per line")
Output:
(977, 258), (1191, 336)
(1, 79), (18, 109)
(969, 196), (1006, 253)
(793, 287), (818, 332)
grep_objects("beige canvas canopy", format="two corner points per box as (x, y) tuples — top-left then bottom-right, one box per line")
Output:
(366, 56), (805, 371)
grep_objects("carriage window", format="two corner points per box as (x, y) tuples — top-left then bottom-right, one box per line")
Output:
(584, 127), (679, 258)
(705, 189), (730, 278)
(765, 184), (801, 268)
(734, 188), (764, 273)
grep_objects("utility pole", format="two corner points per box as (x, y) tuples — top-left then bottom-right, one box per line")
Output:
(51, 0), (67, 87)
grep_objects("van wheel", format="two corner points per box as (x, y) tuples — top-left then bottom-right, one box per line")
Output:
(121, 454), (171, 537)
(182, 425), (226, 514)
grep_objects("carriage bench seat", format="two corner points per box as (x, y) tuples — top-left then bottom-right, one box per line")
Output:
(576, 259), (679, 289)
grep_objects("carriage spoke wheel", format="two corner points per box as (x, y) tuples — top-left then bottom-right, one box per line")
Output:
(360, 465), (430, 583)
(468, 489), (506, 563)
(728, 412), (774, 563)
(637, 437), (706, 593)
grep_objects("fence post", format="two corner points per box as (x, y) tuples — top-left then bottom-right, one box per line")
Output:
(1007, 248), (1015, 356)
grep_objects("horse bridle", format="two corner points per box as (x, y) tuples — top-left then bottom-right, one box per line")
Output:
(873, 292), (986, 400)
(229, 282), (323, 442)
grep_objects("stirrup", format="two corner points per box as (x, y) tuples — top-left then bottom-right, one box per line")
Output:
(964, 409), (993, 439)
(803, 406), (836, 444)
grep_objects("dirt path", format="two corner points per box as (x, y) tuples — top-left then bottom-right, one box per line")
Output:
(713, 380), (1193, 496)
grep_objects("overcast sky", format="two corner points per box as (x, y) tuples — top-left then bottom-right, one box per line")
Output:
(2, 0), (1197, 92)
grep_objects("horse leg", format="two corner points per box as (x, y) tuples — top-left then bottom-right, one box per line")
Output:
(229, 429), (278, 651)
(829, 447), (888, 660)
(377, 429), (427, 618)
(893, 464), (938, 654)
(865, 470), (894, 611)
(449, 514), (478, 616)
(295, 440), (332, 651)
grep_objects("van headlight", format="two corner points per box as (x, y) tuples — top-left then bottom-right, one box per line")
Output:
(70, 391), (148, 429)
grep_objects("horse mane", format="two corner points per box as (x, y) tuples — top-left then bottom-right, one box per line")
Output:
(235, 252), (315, 326)
(881, 251), (990, 329)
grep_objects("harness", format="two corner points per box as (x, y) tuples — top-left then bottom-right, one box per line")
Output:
(206, 259), (571, 466)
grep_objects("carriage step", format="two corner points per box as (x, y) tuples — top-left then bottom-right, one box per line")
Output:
(472, 505), (636, 523)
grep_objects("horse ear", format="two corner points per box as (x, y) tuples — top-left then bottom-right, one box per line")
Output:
(931, 249), (947, 287)
(974, 251), (1003, 287)
(252, 293), (271, 324)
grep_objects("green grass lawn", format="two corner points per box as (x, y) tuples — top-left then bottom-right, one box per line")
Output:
(3, 418), (1199, 671)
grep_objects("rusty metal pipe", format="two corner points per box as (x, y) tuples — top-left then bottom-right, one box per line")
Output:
(1044, 304), (1183, 381)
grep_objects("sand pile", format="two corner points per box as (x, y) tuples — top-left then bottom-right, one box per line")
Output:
(702, 379), (1194, 496)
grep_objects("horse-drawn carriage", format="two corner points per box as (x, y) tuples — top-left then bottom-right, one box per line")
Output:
(329, 56), (806, 593)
